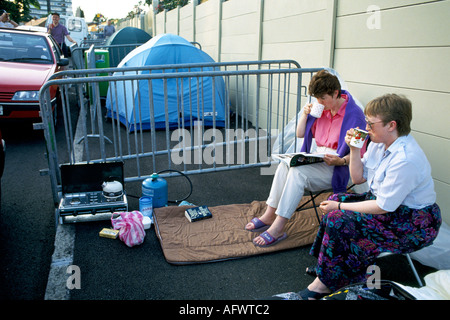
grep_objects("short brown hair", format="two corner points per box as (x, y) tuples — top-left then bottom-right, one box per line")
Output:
(365, 93), (412, 136)
(308, 70), (341, 98)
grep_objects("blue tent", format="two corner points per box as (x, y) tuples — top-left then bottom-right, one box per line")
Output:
(105, 33), (227, 132)
(105, 27), (151, 67)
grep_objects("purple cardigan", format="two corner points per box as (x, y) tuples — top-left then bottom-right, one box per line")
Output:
(300, 90), (366, 193)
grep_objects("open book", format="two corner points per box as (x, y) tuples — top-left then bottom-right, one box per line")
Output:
(272, 152), (338, 167)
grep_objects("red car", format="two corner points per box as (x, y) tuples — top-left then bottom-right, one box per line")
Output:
(0, 129), (4, 208)
(0, 27), (69, 123)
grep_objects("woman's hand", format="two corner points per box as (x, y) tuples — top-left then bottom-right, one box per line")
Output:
(323, 154), (344, 166)
(297, 103), (313, 138)
(320, 199), (388, 215)
(303, 103), (313, 115)
(345, 128), (356, 146)
(319, 200), (339, 214)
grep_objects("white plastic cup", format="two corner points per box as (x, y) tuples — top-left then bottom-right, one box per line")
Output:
(350, 128), (368, 148)
(139, 196), (153, 222)
(310, 102), (325, 118)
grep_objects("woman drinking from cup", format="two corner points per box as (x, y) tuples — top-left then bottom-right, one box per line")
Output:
(297, 93), (441, 299)
(246, 70), (366, 247)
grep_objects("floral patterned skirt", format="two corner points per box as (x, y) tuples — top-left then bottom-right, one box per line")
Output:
(309, 192), (441, 292)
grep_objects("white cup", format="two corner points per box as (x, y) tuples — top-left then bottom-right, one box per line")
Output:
(350, 128), (368, 148)
(310, 102), (325, 118)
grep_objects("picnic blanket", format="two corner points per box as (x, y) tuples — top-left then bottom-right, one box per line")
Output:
(153, 194), (330, 264)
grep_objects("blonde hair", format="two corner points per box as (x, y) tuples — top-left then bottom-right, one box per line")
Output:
(365, 93), (412, 136)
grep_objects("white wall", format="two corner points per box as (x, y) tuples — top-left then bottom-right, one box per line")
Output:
(221, 0), (262, 62)
(333, 0), (450, 224)
(261, 0), (334, 67)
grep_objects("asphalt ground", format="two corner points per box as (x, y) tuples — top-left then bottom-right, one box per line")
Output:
(0, 121), (56, 300)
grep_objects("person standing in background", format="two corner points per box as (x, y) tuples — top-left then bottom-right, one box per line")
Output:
(47, 12), (76, 56)
(0, 9), (18, 28)
(103, 19), (115, 38)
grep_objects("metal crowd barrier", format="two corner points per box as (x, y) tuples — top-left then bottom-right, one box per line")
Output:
(79, 38), (106, 47)
(48, 60), (305, 130)
(71, 43), (147, 69)
(51, 59), (303, 80)
(38, 60), (323, 221)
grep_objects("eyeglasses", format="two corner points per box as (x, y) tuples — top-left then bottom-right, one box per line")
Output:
(365, 118), (384, 130)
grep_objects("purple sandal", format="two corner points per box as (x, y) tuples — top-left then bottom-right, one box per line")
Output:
(245, 217), (270, 232)
(253, 231), (287, 247)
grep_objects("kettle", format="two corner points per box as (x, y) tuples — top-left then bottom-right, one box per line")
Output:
(102, 180), (123, 201)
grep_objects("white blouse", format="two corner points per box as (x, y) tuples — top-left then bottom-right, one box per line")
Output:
(362, 134), (436, 211)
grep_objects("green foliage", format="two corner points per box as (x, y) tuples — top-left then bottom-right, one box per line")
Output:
(155, 0), (190, 13)
(93, 12), (105, 24)
(1, 0), (40, 22)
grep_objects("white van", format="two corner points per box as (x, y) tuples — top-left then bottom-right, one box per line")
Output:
(45, 14), (88, 46)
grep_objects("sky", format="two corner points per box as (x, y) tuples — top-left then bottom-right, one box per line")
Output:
(71, 0), (149, 22)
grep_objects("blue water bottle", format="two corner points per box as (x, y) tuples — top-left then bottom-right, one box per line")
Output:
(142, 173), (168, 208)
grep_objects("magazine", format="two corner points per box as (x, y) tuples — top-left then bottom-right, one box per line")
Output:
(272, 152), (338, 167)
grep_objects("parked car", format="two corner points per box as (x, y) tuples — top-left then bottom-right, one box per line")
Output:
(16, 25), (47, 33)
(0, 129), (4, 208)
(0, 27), (69, 124)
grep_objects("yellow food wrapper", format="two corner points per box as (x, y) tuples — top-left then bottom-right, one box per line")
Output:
(99, 228), (119, 239)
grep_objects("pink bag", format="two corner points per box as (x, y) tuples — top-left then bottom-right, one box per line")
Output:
(111, 211), (145, 247)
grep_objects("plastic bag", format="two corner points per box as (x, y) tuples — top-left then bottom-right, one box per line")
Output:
(397, 270), (450, 300)
(272, 110), (307, 155)
(111, 211), (145, 247)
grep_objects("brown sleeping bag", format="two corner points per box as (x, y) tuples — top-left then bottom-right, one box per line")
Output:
(153, 193), (331, 264)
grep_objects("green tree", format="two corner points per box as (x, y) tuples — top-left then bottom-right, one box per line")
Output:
(74, 6), (85, 18)
(0, 0), (41, 22)
(150, 0), (190, 13)
(93, 12), (105, 24)
(126, 2), (143, 19)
